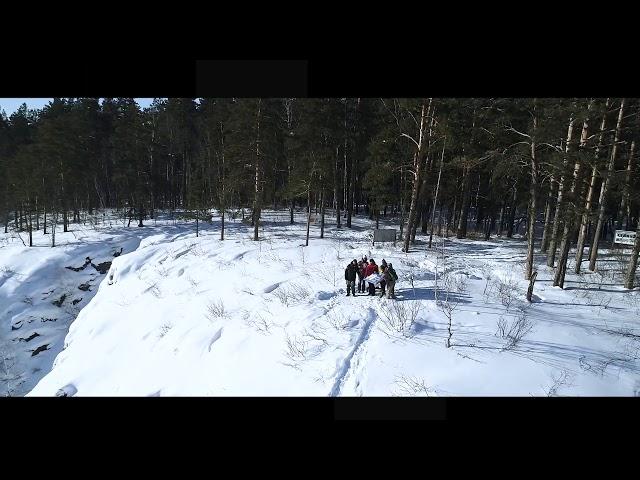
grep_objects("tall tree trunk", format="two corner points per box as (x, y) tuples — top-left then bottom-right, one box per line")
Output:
(403, 99), (431, 253)
(617, 139), (635, 230)
(345, 99), (354, 228)
(343, 109), (348, 221)
(305, 186), (311, 247)
(421, 202), (431, 234)
(589, 99), (625, 271)
(428, 139), (445, 248)
(485, 215), (495, 240)
(447, 196), (457, 238)
(497, 197), (506, 237)
(506, 186), (517, 238)
(320, 186), (325, 239)
(575, 99), (610, 273)
(540, 175), (557, 252)
(43, 203), (47, 234)
(335, 146), (341, 228)
(421, 204), (429, 234)
(399, 166), (405, 239)
(624, 221), (640, 289)
(414, 111), (436, 243)
(51, 210), (58, 247)
(221, 209), (225, 240)
(253, 99), (263, 242)
(525, 101), (538, 281)
(457, 109), (476, 239)
(554, 100), (592, 287)
(28, 205), (33, 247)
(480, 173), (494, 239)
(456, 164), (472, 239)
(411, 203), (422, 243)
(547, 116), (575, 267)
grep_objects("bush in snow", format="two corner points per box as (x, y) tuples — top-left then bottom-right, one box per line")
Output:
(496, 305), (533, 351)
(190, 243), (207, 258)
(317, 267), (337, 287)
(0, 345), (21, 397)
(333, 237), (344, 260)
(158, 323), (173, 338)
(454, 274), (468, 293)
(611, 248), (632, 282)
(273, 283), (310, 306)
(392, 375), (434, 397)
(401, 258), (419, 268)
(497, 277), (519, 311)
(437, 271), (468, 348)
(325, 311), (352, 331)
(378, 299), (422, 338)
(243, 310), (273, 335)
(283, 333), (308, 365)
(543, 370), (574, 397)
(143, 280), (162, 298)
(206, 299), (228, 321)
(283, 327), (328, 367)
(483, 274), (522, 312)
(154, 264), (169, 278)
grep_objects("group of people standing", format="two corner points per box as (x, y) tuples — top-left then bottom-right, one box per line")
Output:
(344, 256), (398, 299)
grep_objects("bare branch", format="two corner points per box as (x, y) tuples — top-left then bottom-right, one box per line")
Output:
(399, 133), (420, 149)
(505, 125), (532, 139)
(502, 141), (530, 155)
(538, 142), (563, 153)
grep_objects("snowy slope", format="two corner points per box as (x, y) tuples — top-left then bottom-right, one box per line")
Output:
(5, 210), (640, 397)
(0, 214), (194, 396)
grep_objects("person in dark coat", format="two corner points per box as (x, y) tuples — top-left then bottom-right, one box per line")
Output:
(357, 259), (366, 293)
(345, 260), (358, 296)
(386, 263), (398, 299)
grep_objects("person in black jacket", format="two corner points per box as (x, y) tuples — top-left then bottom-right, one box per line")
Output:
(379, 265), (387, 297)
(345, 259), (358, 296)
(386, 263), (398, 299)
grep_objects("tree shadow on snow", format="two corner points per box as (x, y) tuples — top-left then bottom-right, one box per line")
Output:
(395, 287), (472, 304)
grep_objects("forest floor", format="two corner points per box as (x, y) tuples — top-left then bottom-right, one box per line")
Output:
(2, 209), (640, 396)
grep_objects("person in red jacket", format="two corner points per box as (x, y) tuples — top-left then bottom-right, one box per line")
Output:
(364, 259), (379, 296)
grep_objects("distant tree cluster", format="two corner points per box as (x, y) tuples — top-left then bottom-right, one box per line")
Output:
(1, 98), (639, 286)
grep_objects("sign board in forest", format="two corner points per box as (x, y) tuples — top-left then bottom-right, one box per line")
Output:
(373, 229), (397, 246)
(614, 230), (637, 246)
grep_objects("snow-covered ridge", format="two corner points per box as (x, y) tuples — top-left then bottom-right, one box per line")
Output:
(3, 211), (640, 396)
(0, 220), (147, 396)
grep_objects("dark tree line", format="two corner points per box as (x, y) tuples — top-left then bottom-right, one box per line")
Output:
(1, 98), (639, 287)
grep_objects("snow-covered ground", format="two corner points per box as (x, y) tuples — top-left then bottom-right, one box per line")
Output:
(2, 210), (640, 396)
